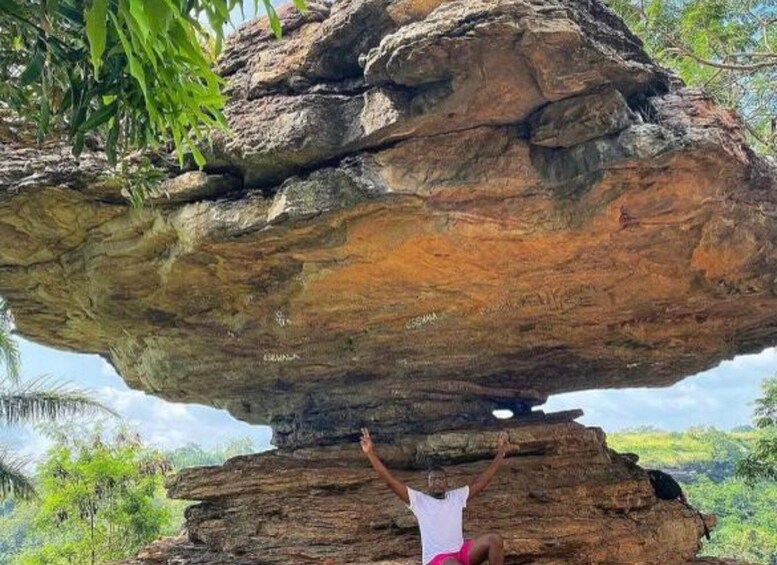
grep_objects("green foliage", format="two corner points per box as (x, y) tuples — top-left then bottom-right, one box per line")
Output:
(1, 285), (120, 501)
(609, 426), (753, 470)
(0, 376), (117, 427)
(737, 376), (777, 484)
(0, 300), (20, 384)
(166, 436), (255, 469)
(607, 0), (777, 154)
(0, 298), (115, 500)
(0, 0), (297, 167)
(0, 433), (260, 563)
(12, 429), (174, 565)
(0, 501), (38, 565)
(106, 156), (170, 209)
(684, 477), (777, 564)
(753, 377), (777, 429)
(0, 452), (35, 501)
(0, 375), (116, 500)
(609, 426), (777, 563)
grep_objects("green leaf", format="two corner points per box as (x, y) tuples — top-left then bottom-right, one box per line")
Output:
(60, 85), (73, 112)
(125, 9), (160, 71)
(142, 0), (172, 35)
(292, 0), (307, 12)
(0, 0), (23, 17)
(38, 72), (51, 139)
(187, 138), (205, 167)
(85, 0), (108, 77)
(265, 1), (282, 39)
(110, 12), (152, 113)
(106, 122), (119, 166)
(168, 20), (209, 69)
(79, 100), (118, 132)
(45, 0), (60, 19)
(128, 0), (152, 39)
(0, 450), (36, 499)
(69, 90), (89, 137)
(57, 2), (83, 24)
(72, 131), (85, 157)
(19, 50), (45, 87)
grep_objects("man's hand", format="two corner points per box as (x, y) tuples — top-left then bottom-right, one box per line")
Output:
(496, 431), (511, 458)
(359, 427), (409, 503)
(469, 431), (513, 499)
(360, 427), (375, 455)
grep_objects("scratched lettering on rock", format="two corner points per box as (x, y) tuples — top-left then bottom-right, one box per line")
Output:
(405, 312), (439, 330)
(480, 284), (599, 316)
(275, 310), (291, 327)
(263, 352), (300, 362)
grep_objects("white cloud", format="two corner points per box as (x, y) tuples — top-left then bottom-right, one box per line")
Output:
(3, 338), (274, 467)
(547, 347), (777, 432)
(88, 386), (271, 453)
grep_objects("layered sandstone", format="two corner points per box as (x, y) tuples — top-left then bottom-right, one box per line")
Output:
(122, 418), (719, 565)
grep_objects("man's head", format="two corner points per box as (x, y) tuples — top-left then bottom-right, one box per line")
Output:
(427, 466), (448, 498)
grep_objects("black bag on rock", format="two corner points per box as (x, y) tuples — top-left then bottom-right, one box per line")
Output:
(646, 469), (711, 540)
(647, 470), (683, 500)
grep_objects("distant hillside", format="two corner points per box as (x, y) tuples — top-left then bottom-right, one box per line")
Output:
(608, 427), (777, 564)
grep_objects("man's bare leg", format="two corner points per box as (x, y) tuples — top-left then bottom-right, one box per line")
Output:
(467, 533), (505, 565)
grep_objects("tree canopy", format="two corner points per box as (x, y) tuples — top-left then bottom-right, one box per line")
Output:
(737, 376), (777, 483)
(12, 430), (174, 565)
(608, 0), (777, 155)
(0, 301), (115, 500)
(0, 0), (296, 167)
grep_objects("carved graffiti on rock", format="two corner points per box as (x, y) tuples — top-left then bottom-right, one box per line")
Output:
(480, 284), (599, 316)
(263, 352), (300, 362)
(275, 310), (291, 327)
(405, 312), (440, 330)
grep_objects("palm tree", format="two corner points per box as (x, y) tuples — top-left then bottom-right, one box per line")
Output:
(0, 300), (19, 383)
(0, 298), (116, 499)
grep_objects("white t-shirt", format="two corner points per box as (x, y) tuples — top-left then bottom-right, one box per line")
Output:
(407, 486), (469, 565)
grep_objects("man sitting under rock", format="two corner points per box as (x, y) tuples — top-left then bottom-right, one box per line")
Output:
(360, 427), (510, 565)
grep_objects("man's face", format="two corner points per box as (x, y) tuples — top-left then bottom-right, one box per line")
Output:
(427, 470), (448, 497)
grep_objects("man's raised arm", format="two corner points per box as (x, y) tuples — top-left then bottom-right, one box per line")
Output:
(469, 431), (511, 499)
(360, 428), (410, 504)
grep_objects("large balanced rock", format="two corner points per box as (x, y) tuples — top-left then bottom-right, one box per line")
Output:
(1, 0), (776, 450)
(1, 0), (775, 562)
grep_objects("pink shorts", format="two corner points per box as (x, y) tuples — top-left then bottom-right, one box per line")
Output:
(428, 540), (473, 565)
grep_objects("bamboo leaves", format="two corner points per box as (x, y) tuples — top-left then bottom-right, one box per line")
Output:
(0, 0), (307, 184)
(85, 0), (107, 76)
(18, 49), (44, 86)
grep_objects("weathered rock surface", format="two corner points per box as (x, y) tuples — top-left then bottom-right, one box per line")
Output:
(2, 0), (775, 562)
(118, 420), (728, 564)
(2, 0), (776, 446)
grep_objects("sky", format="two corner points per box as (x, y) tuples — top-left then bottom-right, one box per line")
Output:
(2, 337), (272, 465)
(3, 333), (775, 467)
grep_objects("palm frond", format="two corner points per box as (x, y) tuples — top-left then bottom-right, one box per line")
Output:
(0, 299), (20, 384)
(0, 448), (36, 500)
(0, 376), (119, 427)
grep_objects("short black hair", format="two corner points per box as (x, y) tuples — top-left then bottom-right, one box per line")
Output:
(427, 466), (446, 475)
